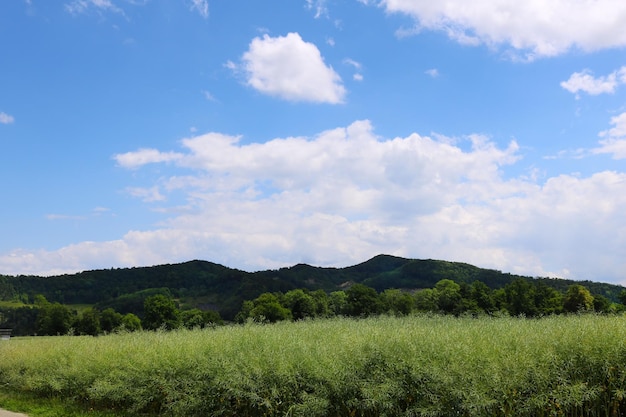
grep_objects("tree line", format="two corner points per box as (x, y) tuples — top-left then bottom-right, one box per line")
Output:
(234, 278), (617, 323)
(0, 277), (621, 335)
(0, 294), (223, 336)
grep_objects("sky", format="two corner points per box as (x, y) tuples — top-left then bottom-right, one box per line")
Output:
(1, 0), (626, 285)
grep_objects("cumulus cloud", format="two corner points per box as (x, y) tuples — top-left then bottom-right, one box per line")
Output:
(0, 112), (14, 124)
(561, 67), (626, 97)
(377, 0), (626, 58)
(239, 32), (346, 103)
(5, 120), (626, 283)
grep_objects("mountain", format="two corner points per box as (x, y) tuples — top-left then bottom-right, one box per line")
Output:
(1, 255), (623, 320)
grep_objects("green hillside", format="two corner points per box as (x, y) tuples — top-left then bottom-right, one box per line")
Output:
(1, 255), (623, 321)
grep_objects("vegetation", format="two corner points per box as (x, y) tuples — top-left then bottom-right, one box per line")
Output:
(1, 255), (623, 324)
(3, 315), (626, 416)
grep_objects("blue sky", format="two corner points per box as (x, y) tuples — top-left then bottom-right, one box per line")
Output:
(2, 0), (626, 284)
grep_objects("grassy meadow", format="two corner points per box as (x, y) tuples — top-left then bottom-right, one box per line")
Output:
(2, 314), (626, 416)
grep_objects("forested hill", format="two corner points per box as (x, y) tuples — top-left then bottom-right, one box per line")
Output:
(1, 254), (623, 319)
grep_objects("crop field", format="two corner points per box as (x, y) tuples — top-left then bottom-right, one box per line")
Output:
(2, 314), (626, 416)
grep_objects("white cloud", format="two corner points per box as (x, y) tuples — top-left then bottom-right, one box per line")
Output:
(239, 32), (346, 103)
(594, 112), (626, 159)
(65, 0), (124, 16)
(126, 186), (167, 202)
(344, 58), (363, 81)
(7, 120), (626, 283)
(305, 0), (328, 18)
(561, 67), (626, 96)
(114, 148), (183, 169)
(425, 68), (439, 78)
(190, 0), (208, 18)
(0, 112), (14, 124)
(201, 90), (217, 101)
(377, 0), (626, 58)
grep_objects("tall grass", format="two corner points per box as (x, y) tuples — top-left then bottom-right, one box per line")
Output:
(2, 314), (626, 416)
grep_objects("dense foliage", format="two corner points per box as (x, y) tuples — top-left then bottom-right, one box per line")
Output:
(3, 315), (626, 416)
(1, 255), (623, 322)
(234, 278), (617, 324)
(0, 276), (620, 336)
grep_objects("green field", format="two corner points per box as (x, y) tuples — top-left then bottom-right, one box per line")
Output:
(2, 314), (626, 416)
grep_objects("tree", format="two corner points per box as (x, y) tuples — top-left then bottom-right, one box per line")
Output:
(434, 279), (462, 314)
(329, 291), (348, 316)
(563, 284), (594, 313)
(75, 308), (101, 336)
(533, 282), (563, 315)
(414, 288), (438, 312)
(37, 302), (74, 335)
(470, 281), (496, 313)
(100, 308), (123, 333)
(505, 279), (537, 317)
(249, 293), (291, 323)
(180, 308), (222, 329)
(143, 294), (181, 330)
(181, 308), (207, 329)
(120, 313), (142, 331)
(345, 284), (382, 317)
(592, 294), (612, 313)
(310, 289), (330, 317)
(381, 289), (414, 316)
(283, 289), (316, 320)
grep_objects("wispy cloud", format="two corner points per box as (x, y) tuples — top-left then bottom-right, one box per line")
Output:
(190, 0), (209, 19)
(0, 112), (14, 124)
(425, 68), (439, 78)
(594, 112), (626, 159)
(65, 0), (125, 16)
(114, 148), (183, 169)
(344, 58), (363, 81)
(305, 0), (328, 19)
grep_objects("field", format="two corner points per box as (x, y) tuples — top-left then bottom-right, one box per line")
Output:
(2, 314), (626, 416)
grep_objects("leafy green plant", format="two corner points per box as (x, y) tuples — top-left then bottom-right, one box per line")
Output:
(2, 315), (626, 416)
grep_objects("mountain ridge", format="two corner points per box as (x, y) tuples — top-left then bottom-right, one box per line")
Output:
(1, 254), (623, 320)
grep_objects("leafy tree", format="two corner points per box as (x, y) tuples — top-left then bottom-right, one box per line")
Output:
(505, 279), (538, 317)
(592, 294), (612, 313)
(328, 291), (348, 316)
(100, 308), (123, 333)
(380, 289), (414, 316)
(310, 289), (330, 317)
(180, 308), (222, 328)
(235, 300), (254, 323)
(249, 293), (292, 323)
(563, 285), (594, 313)
(181, 308), (207, 329)
(414, 288), (438, 312)
(534, 282), (563, 315)
(283, 289), (316, 320)
(75, 308), (101, 336)
(345, 284), (382, 317)
(143, 294), (181, 330)
(120, 313), (142, 331)
(470, 281), (496, 313)
(434, 279), (462, 314)
(37, 302), (74, 335)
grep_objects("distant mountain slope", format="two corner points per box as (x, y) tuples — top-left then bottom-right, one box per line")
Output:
(1, 255), (623, 320)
